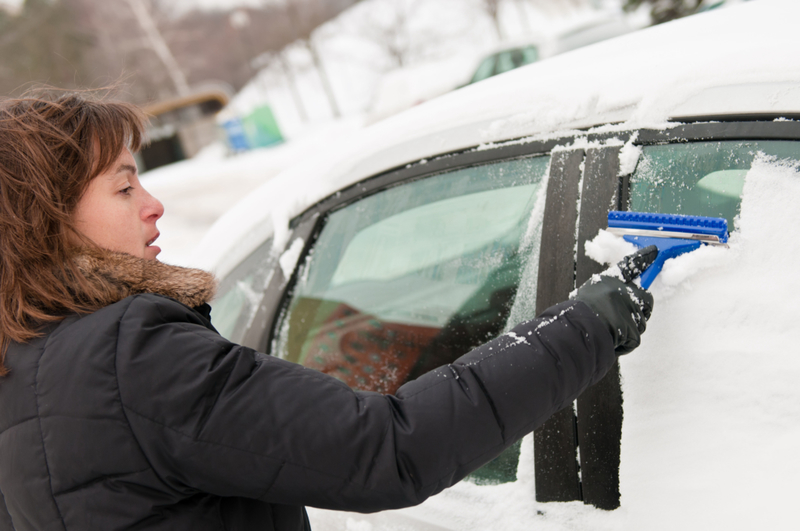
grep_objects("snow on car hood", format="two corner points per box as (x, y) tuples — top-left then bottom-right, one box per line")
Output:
(194, 0), (800, 278)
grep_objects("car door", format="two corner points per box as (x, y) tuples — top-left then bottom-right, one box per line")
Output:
(239, 138), (564, 487)
(209, 118), (800, 526)
(545, 120), (800, 511)
(210, 133), (647, 512)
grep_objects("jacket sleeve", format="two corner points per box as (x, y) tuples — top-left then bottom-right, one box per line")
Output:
(0, 489), (13, 531)
(115, 294), (615, 513)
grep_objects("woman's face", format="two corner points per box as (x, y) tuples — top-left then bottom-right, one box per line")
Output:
(73, 148), (164, 260)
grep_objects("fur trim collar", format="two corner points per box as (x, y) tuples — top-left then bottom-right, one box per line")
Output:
(74, 249), (217, 309)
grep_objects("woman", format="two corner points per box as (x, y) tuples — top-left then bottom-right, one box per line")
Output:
(0, 93), (654, 530)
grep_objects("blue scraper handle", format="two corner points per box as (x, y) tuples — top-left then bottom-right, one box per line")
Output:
(607, 211), (728, 289)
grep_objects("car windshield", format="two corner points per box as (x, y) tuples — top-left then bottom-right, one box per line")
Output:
(630, 140), (800, 228)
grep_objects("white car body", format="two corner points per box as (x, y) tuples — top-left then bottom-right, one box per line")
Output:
(195, 1), (800, 529)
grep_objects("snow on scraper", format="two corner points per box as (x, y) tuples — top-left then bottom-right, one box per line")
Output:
(607, 211), (729, 289)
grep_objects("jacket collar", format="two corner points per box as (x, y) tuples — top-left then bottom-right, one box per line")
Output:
(74, 248), (217, 309)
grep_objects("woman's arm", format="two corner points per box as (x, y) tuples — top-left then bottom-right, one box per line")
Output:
(115, 294), (614, 512)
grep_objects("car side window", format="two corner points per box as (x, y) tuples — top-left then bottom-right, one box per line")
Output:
(469, 55), (497, 84)
(272, 156), (549, 482)
(630, 140), (800, 227)
(495, 46), (538, 76)
(274, 156), (549, 392)
(211, 238), (276, 342)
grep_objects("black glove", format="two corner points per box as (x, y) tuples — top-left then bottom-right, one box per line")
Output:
(573, 245), (657, 355)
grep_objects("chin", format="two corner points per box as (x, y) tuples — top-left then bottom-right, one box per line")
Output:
(144, 246), (161, 261)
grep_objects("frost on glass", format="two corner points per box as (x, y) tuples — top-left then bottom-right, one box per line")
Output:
(275, 156), (549, 393)
(272, 155), (549, 485)
(503, 163), (549, 331)
(211, 238), (276, 343)
(630, 140), (800, 230)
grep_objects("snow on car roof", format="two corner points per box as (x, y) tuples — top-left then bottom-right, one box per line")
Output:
(194, 0), (800, 277)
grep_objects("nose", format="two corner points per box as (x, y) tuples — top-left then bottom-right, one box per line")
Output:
(141, 189), (164, 222)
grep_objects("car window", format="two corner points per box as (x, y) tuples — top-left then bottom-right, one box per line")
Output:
(630, 140), (800, 228)
(273, 155), (550, 484)
(211, 238), (276, 342)
(521, 45), (538, 64)
(469, 55), (497, 84)
(495, 46), (538, 76)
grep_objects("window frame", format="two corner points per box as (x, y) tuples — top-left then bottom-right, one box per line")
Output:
(254, 119), (800, 351)
(243, 136), (564, 353)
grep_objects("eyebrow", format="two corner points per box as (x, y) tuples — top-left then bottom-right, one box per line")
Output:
(116, 164), (138, 176)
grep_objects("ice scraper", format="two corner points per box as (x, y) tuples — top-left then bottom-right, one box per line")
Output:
(607, 211), (729, 289)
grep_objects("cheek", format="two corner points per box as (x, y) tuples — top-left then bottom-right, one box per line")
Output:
(74, 196), (139, 250)
(74, 204), (113, 245)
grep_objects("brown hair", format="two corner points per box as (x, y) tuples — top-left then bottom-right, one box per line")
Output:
(0, 91), (147, 374)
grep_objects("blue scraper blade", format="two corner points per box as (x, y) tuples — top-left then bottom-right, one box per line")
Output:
(608, 211), (729, 289)
(608, 211), (728, 243)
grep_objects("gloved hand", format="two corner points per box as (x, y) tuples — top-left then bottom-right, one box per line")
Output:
(572, 245), (657, 355)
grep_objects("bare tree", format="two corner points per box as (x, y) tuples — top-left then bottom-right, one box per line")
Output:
(0, 0), (358, 105)
(0, 0), (93, 95)
(282, 0), (342, 118)
(479, 0), (505, 40)
(624, 0), (702, 24)
(123, 0), (190, 96)
(351, 0), (434, 69)
(63, 0), (188, 103)
(164, 6), (292, 94)
(516, 0), (594, 20)
(513, 0), (532, 34)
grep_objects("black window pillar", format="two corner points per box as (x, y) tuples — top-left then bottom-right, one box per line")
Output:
(575, 146), (624, 510)
(534, 148), (584, 502)
(534, 145), (627, 510)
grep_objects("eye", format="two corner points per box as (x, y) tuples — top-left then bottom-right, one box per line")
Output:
(119, 186), (133, 196)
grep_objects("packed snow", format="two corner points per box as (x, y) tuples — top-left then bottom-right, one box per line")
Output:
(617, 155), (800, 529)
(585, 230), (638, 268)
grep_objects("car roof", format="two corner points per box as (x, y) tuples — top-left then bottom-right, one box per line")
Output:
(194, 0), (800, 277)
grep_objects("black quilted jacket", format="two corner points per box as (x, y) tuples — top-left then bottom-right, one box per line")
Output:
(0, 294), (614, 530)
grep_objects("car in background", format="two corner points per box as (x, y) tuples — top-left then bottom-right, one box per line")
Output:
(193, 1), (800, 528)
(698, 0), (754, 12)
(466, 43), (539, 85)
(367, 15), (642, 123)
(464, 15), (640, 86)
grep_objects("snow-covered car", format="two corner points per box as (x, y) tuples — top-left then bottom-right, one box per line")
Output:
(193, 1), (800, 528)
(465, 15), (641, 86)
(367, 15), (643, 124)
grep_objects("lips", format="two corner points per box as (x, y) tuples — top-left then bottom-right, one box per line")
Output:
(146, 233), (159, 247)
